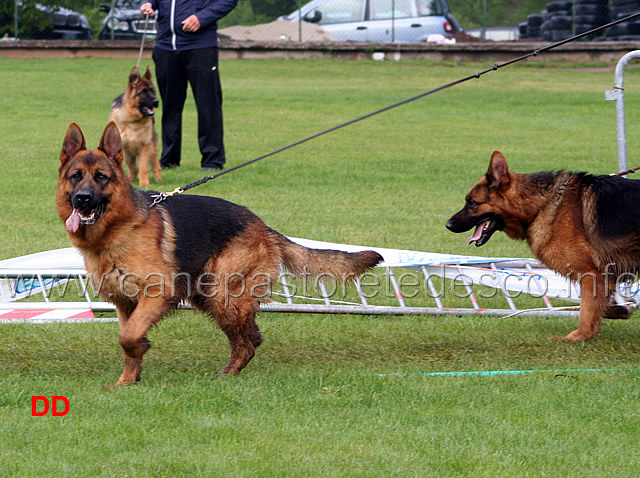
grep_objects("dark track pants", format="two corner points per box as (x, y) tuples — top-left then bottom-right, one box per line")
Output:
(152, 46), (225, 168)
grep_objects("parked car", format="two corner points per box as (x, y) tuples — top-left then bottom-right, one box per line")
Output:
(98, 0), (157, 40)
(279, 0), (461, 42)
(34, 3), (93, 40)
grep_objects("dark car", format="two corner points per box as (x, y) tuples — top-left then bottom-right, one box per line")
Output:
(35, 3), (93, 40)
(99, 0), (157, 40)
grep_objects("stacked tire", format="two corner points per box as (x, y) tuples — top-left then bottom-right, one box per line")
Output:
(541, 1), (573, 41)
(575, 0), (609, 39)
(519, 13), (545, 39)
(519, 0), (619, 41)
(606, 0), (640, 41)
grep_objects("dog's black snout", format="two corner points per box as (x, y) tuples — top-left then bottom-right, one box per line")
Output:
(445, 216), (466, 233)
(152, 98), (159, 108)
(73, 190), (93, 207)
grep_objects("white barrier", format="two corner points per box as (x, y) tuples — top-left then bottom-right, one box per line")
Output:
(1, 237), (633, 323)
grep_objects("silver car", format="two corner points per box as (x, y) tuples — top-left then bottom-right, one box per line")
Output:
(98, 0), (158, 40)
(280, 0), (461, 42)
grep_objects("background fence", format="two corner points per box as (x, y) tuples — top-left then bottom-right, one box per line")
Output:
(1, 0), (638, 42)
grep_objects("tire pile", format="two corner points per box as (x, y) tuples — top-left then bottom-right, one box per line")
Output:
(607, 0), (640, 40)
(519, 0), (640, 41)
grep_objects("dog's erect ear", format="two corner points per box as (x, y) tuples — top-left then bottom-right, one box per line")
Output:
(143, 65), (153, 81)
(61, 122), (86, 165)
(99, 121), (123, 165)
(486, 151), (510, 190)
(129, 66), (140, 86)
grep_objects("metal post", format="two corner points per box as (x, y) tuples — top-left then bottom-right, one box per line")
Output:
(605, 51), (640, 174)
(110, 0), (116, 40)
(491, 263), (516, 310)
(392, 0), (395, 42)
(525, 263), (553, 309)
(354, 278), (369, 306)
(387, 267), (406, 307)
(278, 266), (294, 305)
(318, 281), (331, 306)
(14, 0), (19, 39)
(297, 0), (302, 42)
(421, 266), (443, 309)
(482, 0), (487, 41)
(457, 265), (480, 310)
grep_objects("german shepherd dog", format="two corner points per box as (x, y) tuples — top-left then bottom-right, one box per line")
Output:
(57, 122), (383, 386)
(447, 151), (636, 341)
(109, 66), (161, 188)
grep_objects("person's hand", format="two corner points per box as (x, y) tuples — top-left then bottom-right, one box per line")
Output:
(182, 14), (201, 32)
(140, 3), (155, 17)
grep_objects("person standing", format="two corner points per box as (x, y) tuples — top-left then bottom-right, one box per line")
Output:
(140, 0), (237, 171)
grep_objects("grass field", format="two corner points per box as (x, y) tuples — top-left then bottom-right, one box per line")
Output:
(2, 56), (640, 476)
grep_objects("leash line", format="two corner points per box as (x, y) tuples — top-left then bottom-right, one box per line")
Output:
(135, 13), (151, 71)
(150, 10), (640, 206)
(616, 165), (640, 176)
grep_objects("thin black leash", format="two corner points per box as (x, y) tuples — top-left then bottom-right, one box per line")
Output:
(151, 11), (640, 206)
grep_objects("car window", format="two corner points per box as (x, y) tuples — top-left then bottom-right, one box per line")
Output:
(316, 0), (366, 24)
(116, 0), (140, 8)
(416, 0), (443, 16)
(369, 0), (414, 20)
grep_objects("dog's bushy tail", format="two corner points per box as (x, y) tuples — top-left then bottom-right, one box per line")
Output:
(271, 230), (383, 281)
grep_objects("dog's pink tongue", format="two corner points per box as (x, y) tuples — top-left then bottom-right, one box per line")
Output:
(66, 209), (80, 233)
(467, 223), (484, 245)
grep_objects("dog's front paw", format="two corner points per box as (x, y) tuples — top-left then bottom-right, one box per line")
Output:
(550, 329), (592, 341)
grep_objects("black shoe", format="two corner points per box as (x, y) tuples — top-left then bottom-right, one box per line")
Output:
(161, 162), (179, 170)
(202, 164), (224, 172)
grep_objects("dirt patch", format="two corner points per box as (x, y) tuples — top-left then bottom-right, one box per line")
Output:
(454, 31), (482, 43)
(219, 20), (339, 42)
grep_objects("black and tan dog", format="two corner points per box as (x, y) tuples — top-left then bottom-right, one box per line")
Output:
(109, 66), (161, 187)
(447, 151), (636, 341)
(57, 122), (382, 386)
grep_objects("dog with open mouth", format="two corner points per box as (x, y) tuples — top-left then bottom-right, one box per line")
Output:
(447, 151), (636, 341)
(109, 65), (161, 187)
(56, 122), (383, 386)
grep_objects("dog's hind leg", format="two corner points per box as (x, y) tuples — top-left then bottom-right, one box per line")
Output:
(193, 222), (279, 375)
(194, 232), (277, 375)
(219, 317), (260, 376)
(604, 303), (631, 320)
(193, 289), (263, 376)
(553, 272), (606, 340)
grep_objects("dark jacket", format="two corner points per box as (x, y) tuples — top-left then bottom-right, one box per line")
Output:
(148, 0), (237, 51)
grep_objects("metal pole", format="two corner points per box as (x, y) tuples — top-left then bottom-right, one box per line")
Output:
(259, 302), (580, 318)
(298, 0), (302, 42)
(605, 50), (640, 174)
(14, 0), (19, 39)
(392, 0), (395, 42)
(110, 0), (116, 40)
(482, 0), (487, 41)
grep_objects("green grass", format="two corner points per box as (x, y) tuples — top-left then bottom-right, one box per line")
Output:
(2, 57), (640, 476)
